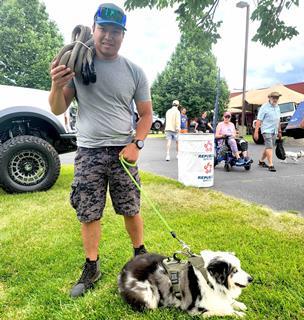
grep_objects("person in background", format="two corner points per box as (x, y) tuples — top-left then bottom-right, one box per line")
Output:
(215, 112), (244, 165)
(180, 107), (188, 133)
(188, 118), (198, 133)
(195, 111), (213, 133)
(49, 3), (152, 297)
(165, 99), (181, 161)
(254, 91), (282, 172)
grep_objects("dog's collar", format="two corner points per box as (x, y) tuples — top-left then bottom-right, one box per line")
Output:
(162, 255), (213, 298)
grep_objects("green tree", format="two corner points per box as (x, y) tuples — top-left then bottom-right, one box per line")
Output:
(151, 41), (229, 120)
(0, 0), (64, 90)
(125, 0), (299, 48)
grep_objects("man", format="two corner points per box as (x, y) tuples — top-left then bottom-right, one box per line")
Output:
(254, 91), (282, 172)
(165, 100), (181, 161)
(49, 3), (152, 297)
(180, 107), (188, 133)
(195, 111), (213, 133)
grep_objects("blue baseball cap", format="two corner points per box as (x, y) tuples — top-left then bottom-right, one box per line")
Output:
(95, 3), (127, 31)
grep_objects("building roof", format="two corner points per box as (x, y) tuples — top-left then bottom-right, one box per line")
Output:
(285, 82), (304, 94)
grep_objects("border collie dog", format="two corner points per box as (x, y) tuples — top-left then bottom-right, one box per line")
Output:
(118, 250), (252, 318)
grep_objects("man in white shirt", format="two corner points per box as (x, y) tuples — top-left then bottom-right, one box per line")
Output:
(165, 100), (181, 161)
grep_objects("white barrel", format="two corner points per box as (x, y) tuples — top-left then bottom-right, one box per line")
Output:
(178, 133), (214, 187)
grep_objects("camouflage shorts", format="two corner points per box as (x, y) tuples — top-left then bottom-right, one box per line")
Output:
(70, 146), (141, 223)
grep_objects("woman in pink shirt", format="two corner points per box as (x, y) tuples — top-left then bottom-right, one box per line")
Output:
(215, 112), (244, 165)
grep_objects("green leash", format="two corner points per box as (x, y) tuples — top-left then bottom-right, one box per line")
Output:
(119, 156), (193, 255)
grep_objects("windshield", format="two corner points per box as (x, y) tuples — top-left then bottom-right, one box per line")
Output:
(279, 102), (295, 113)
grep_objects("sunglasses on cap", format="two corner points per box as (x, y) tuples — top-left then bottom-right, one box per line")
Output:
(96, 7), (126, 29)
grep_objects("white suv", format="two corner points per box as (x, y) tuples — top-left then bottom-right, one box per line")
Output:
(151, 113), (165, 131)
(0, 85), (77, 193)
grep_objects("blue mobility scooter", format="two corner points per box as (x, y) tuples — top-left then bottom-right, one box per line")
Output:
(214, 136), (253, 171)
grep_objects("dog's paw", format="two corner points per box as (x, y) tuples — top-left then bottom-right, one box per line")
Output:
(233, 310), (246, 318)
(233, 300), (247, 311)
(174, 299), (181, 308)
(202, 311), (215, 318)
(202, 310), (246, 318)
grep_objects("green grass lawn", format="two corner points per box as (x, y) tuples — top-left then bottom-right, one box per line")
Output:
(0, 165), (303, 320)
(148, 132), (165, 138)
(244, 134), (253, 143)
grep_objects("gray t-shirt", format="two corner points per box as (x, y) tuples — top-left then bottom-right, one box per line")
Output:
(68, 55), (151, 148)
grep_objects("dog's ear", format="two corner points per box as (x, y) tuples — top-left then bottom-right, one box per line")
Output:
(207, 258), (232, 289)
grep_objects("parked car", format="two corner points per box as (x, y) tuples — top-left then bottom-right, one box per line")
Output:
(0, 85), (77, 193)
(151, 113), (165, 131)
(131, 101), (164, 132)
(285, 100), (304, 139)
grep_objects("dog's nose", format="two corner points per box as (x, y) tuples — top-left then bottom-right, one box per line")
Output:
(248, 276), (253, 283)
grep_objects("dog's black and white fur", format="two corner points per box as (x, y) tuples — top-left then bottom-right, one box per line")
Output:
(118, 250), (252, 318)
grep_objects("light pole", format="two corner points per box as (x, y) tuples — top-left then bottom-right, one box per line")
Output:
(236, 1), (250, 136)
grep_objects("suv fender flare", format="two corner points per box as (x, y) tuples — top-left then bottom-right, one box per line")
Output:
(0, 106), (67, 134)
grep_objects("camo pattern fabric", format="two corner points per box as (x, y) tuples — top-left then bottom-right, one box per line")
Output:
(70, 146), (141, 223)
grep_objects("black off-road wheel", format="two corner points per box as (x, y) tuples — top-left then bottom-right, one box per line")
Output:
(0, 135), (61, 193)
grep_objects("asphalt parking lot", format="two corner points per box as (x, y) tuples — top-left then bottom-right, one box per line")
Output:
(60, 137), (304, 217)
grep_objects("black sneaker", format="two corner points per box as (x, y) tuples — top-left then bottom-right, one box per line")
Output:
(258, 160), (268, 168)
(134, 245), (147, 256)
(70, 258), (101, 298)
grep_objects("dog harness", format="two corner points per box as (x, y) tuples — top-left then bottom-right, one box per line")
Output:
(162, 255), (212, 298)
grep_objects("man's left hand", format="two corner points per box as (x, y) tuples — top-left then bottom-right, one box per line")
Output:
(119, 143), (139, 163)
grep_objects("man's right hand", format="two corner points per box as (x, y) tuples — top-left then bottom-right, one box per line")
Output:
(49, 60), (75, 116)
(50, 60), (75, 90)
